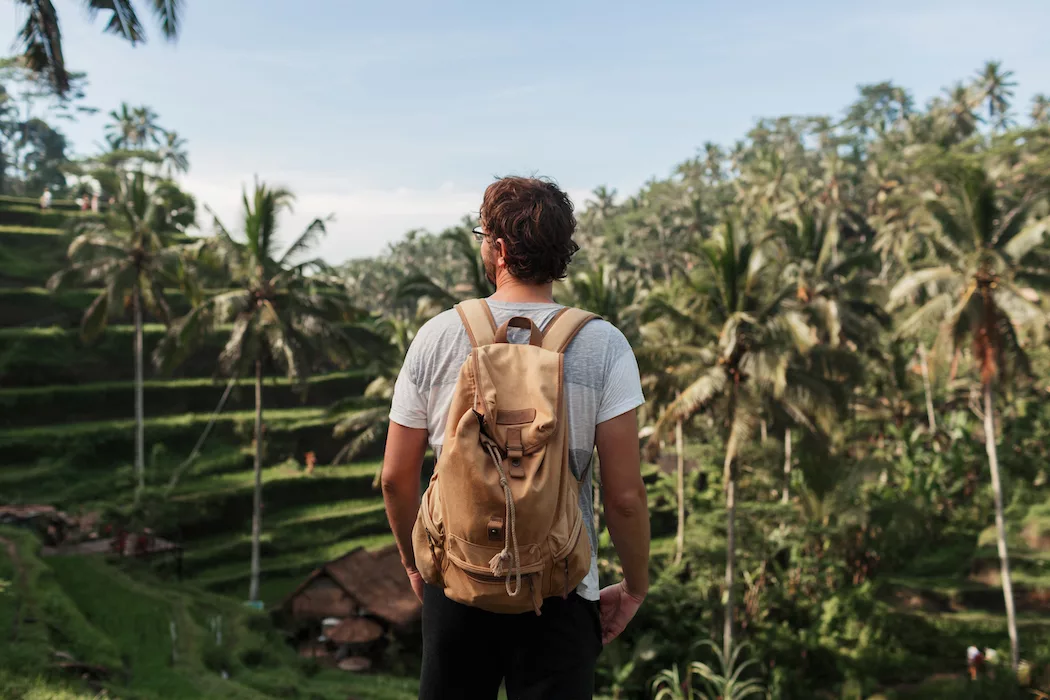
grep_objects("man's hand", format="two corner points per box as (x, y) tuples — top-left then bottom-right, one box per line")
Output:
(406, 566), (425, 603)
(598, 580), (645, 645)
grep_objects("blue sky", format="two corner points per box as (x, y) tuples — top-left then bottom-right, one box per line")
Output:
(4, 0), (1050, 264)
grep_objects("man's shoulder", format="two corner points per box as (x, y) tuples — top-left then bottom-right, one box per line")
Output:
(571, 316), (633, 352)
(412, 308), (466, 345)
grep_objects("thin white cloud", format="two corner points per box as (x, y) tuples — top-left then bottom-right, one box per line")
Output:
(181, 174), (593, 265)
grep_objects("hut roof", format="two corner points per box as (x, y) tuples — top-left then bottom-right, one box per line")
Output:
(283, 544), (421, 627)
(327, 617), (384, 645)
(0, 504), (72, 523)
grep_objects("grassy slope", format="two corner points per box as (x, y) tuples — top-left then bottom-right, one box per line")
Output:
(0, 527), (417, 700)
(0, 198), (410, 697)
(0, 371), (371, 429)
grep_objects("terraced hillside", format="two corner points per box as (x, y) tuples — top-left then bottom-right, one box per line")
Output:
(0, 526), (419, 699)
(0, 195), (397, 614)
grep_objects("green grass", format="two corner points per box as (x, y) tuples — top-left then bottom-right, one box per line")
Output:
(0, 323), (168, 338)
(0, 404), (372, 486)
(0, 204), (95, 217)
(0, 526), (418, 699)
(0, 225), (63, 235)
(0, 369), (372, 428)
(0, 194), (80, 210)
(196, 532), (396, 599)
(0, 243), (66, 288)
(183, 496), (389, 577)
(0, 321), (375, 387)
(171, 460), (379, 497)
(0, 405), (328, 440)
(0, 205), (97, 230)
(0, 286), (188, 330)
(0, 322), (222, 386)
(0, 527), (123, 677)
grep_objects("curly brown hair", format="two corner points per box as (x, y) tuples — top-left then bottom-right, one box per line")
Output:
(480, 176), (579, 284)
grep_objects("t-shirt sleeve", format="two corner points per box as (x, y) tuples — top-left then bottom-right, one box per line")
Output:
(596, 326), (645, 424)
(388, 335), (429, 430)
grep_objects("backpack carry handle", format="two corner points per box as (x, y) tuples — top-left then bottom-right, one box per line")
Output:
(494, 316), (543, 346)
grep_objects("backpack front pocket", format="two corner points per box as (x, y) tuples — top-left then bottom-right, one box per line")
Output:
(412, 484), (446, 586)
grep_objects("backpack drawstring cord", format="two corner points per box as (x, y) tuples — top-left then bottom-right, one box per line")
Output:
(483, 442), (522, 598)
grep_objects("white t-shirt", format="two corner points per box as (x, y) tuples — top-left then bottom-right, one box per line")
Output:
(389, 299), (645, 600)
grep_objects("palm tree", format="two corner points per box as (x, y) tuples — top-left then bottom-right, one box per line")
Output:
(47, 169), (194, 504)
(646, 217), (840, 660)
(558, 263), (643, 343)
(106, 103), (164, 151)
(393, 220), (493, 311)
(586, 185), (618, 221)
(942, 83), (980, 142)
(11, 0), (182, 96)
(156, 179), (362, 604)
(329, 312), (417, 487)
(889, 156), (1050, 670)
(772, 203), (885, 497)
(1031, 94), (1050, 126)
(637, 289), (697, 568)
(974, 61), (1017, 131)
(159, 130), (189, 177)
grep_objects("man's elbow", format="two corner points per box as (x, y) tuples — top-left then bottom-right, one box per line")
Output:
(605, 488), (649, 519)
(379, 463), (412, 499)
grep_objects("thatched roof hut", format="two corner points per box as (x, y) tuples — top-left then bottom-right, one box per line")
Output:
(0, 505), (76, 545)
(281, 544), (421, 628)
(327, 617), (384, 645)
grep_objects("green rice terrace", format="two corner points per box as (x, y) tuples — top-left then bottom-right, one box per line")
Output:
(0, 195), (423, 699)
(4, 53), (1050, 700)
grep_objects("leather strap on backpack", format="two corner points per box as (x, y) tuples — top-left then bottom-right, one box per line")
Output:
(541, 307), (600, 353)
(455, 299), (498, 348)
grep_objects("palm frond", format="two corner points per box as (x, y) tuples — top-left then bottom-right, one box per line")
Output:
(1004, 216), (1049, 262)
(148, 0), (181, 38)
(84, 0), (146, 44)
(895, 293), (953, 340)
(888, 266), (957, 308)
(333, 406), (389, 439)
(394, 271), (459, 307)
(995, 283), (1049, 331)
(279, 217), (329, 266)
(79, 291), (110, 343)
(16, 0), (68, 94)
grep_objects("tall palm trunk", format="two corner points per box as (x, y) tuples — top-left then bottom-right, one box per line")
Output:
(133, 284), (145, 505)
(984, 382), (1019, 669)
(723, 451), (737, 662)
(782, 429), (792, 505)
(919, 342), (936, 432)
(249, 359), (264, 603)
(673, 417), (685, 565)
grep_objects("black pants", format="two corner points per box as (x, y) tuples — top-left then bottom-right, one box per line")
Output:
(419, 584), (603, 700)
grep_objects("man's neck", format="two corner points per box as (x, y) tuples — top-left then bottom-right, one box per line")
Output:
(488, 277), (556, 304)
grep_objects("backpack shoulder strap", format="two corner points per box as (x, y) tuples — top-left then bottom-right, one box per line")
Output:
(455, 299), (497, 348)
(541, 307), (600, 353)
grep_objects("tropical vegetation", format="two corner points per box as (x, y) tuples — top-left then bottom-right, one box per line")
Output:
(3, 54), (1050, 699)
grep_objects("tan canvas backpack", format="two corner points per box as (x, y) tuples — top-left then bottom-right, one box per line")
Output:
(412, 298), (598, 615)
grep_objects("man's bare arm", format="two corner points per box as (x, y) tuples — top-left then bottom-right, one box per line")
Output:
(596, 408), (650, 597)
(381, 420), (429, 571)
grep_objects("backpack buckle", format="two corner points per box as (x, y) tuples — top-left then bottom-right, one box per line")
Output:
(487, 516), (504, 541)
(506, 428), (525, 478)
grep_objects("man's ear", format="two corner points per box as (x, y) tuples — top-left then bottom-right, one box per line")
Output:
(495, 238), (508, 266)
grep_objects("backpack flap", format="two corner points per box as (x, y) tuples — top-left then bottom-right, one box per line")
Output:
(471, 335), (561, 471)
